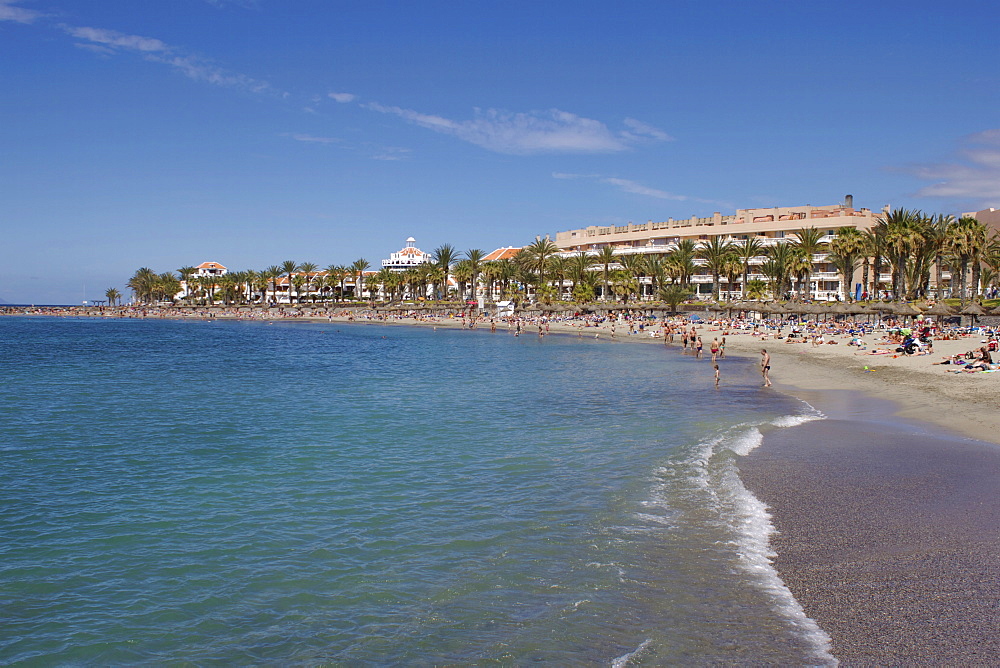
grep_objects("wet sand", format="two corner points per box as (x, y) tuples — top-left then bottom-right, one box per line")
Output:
(740, 392), (1000, 664)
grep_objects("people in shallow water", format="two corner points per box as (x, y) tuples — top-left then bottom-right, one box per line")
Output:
(760, 349), (772, 387)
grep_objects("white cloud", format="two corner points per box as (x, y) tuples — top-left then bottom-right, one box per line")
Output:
(366, 103), (658, 155)
(601, 177), (689, 201)
(66, 26), (169, 52)
(0, 0), (42, 23)
(289, 133), (340, 144)
(909, 129), (1000, 206)
(328, 92), (356, 103)
(63, 24), (271, 93)
(553, 172), (724, 207)
(621, 118), (673, 142)
(371, 146), (410, 161)
(147, 53), (270, 92)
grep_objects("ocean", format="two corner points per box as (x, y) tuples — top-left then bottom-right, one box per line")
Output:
(0, 316), (833, 665)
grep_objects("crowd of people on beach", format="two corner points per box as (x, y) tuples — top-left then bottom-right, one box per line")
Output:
(5, 303), (999, 377)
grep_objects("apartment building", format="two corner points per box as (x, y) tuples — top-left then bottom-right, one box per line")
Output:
(553, 198), (880, 300)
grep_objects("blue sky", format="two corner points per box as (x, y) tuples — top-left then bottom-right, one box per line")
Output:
(1, 0), (998, 303)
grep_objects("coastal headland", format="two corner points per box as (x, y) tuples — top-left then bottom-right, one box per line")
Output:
(6, 304), (999, 663)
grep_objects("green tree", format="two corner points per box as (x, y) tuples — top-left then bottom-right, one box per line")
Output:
(791, 227), (828, 299)
(696, 237), (736, 301)
(280, 260), (299, 304)
(734, 237), (765, 299)
(659, 283), (693, 312)
(431, 245), (459, 300)
(595, 246), (617, 300)
(465, 249), (486, 302)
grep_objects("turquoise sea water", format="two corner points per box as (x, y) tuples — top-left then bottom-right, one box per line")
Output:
(1, 317), (832, 665)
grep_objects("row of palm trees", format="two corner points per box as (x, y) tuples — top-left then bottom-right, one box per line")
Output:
(122, 211), (999, 307)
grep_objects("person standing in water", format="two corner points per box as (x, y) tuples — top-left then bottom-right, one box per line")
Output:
(760, 349), (772, 387)
(714, 363), (720, 388)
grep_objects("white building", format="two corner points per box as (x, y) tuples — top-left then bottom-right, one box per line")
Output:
(381, 237), (432, 272)
(194, 261), (227, 277)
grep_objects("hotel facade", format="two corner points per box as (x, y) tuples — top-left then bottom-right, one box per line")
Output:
(554, 198), (883, 300)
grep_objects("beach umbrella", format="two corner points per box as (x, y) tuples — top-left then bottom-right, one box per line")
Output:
(922, 301), (955, 317)
(960, 302), (985, 325)
(891, 302), (923, 317)
(960, 302), (985, 316)
(990, 303), (1000, 316)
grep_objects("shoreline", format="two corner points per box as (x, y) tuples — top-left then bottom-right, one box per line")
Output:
(7, 306), (1000, 662)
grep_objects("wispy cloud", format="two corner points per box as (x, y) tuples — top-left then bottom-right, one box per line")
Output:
(287, 133), (341, 145)
(907, 129), (1000, 207)
(553, 172), (724, 206)
(554, 173), (687, 200)
(328, 92), (356, 103)
(366, 103), (668, 155)
(0, 0), (43, 23)
(621, 118), (673, 142)
(66, 26), (169, 52)
(371, 146), (410, 161)
(62, 24), (271, 93)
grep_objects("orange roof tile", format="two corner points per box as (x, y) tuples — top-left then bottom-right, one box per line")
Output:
(483, 247), (522, 261)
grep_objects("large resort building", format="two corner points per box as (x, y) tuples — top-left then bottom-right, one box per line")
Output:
(555, 197), (882, 300)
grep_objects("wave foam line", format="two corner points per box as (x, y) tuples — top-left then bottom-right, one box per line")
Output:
(610, 638), (651, 668)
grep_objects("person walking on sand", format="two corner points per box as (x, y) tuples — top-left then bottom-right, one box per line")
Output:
(761, 349), (772, 387)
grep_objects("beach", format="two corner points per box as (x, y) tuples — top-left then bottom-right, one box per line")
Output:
(5, 306), (999, 663)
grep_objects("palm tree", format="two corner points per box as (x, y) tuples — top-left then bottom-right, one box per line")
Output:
(431, 245), (459, 300)
(644, 254), (667, 299)
(298, 262), (319, 302)
(734, 237), (765, 299)
(519, 238), (560, 301)
(465, 249), (486, 302)
(372, 267), (395, 302)
(350, 258), (371, 302)
(696, 236), (736, 301)
(610, 269), (638, 304)
(792, 227), (828, 299)
(830, 227), (867, 299)
(666, 239), (697, 286)
(595, 246), (617, 300)
(452, 259), (473, 301)
(924, 214), (955, 299)
(279, 260), (299, 304)
(760, 242), (798, 298)
(722, 255), (743, 301)
(948, 216), (988, 303)
(105, 287), (121, 306)
(325, 265), (347, 302)
(198, 274), (215, 305)
(178, 266), (196, 302)
(618, 254), (646, 300)
(879, 208), (923, 299)
(546, 255), (569, 301)
(127, 267), (157, 304)
(659, 283), (693, 313)
(262, 265), (281, 304)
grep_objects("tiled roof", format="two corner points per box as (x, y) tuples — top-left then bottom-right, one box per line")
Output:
(483, 247), (522, 261)
(197, 261), (227, 270)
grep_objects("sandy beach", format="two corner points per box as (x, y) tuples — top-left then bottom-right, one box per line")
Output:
(7, 306), (1000, 662)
